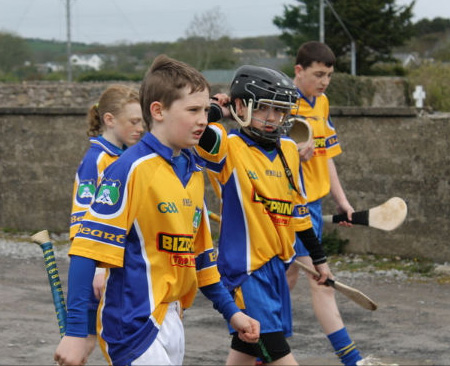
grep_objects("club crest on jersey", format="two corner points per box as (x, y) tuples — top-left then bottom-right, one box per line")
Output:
(77, 179), (96, 199)
(95, 179), (121, 205)
(192, 207), (202, 229)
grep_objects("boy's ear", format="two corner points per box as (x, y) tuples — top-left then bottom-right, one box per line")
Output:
(234, 99), (245, 117)
(294, 64), (304, 76)
(150, 101), (164, 122)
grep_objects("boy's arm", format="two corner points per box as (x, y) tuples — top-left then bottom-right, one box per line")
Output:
(295, 228), (331, 284)
(328, 158), (354, 224)
(199, 94), (231, 152)
(198, 100), (225, 152)
(54, 255), (96, 366)
(200, 282), (260, 343)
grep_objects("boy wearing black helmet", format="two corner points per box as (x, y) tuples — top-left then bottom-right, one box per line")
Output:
(196, 65), (332, 365)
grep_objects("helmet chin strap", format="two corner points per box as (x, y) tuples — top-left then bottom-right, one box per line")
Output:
(229, 99), (254, 127)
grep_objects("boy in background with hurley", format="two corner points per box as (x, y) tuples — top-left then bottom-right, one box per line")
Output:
(287, 41), (387, 366)
(54, 55), (259, 366)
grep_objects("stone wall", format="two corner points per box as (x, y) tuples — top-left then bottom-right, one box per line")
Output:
(0, 82), (448, 263)
(322, 109), (450, 264)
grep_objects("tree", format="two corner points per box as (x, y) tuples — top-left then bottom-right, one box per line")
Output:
(0, 32), (32, 73)
(273, 0), (415, 75)
(171, 7), (237, 70)
(413, 17), (450, 37)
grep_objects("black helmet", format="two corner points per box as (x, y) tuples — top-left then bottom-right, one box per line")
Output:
(230, 65), (297, 107)
(229, 65), (297, 143)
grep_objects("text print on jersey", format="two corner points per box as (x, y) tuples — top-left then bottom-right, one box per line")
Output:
(158, 233), (195, 267)
(77, 225), (126, 245)
(253, 191), (294, 217)
(157, 202), (179, 213)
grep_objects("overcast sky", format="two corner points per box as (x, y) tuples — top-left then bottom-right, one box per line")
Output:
(0, 0), (448, 45)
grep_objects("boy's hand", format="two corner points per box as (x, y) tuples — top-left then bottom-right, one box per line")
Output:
(336, 203), (355, 227)
(211, 93), (231, 118)
(54, 336), (90, 366)
(92, 271), (105, 300)
(230, 312), (260, 343)
(298, 137), (315, 162)
(313, 262), (333, 285)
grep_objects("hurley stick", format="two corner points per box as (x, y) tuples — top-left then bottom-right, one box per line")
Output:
(30, 230), (67, 337)
(323, 197), (407, 231)
(296, 259), (378, 311)
(207, 210), (221, 223)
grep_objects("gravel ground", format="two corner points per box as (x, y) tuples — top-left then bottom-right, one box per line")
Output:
(0, 231), (449, 365)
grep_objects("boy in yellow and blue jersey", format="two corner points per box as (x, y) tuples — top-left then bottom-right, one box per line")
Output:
(196, 65), (332, 365)
(287, 41), (383, 366)
(54, 55), (260, 366)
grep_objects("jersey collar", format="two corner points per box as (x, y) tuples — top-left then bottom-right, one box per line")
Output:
(142, 132), (205, 172)
(296, 88), (316, 108)
(90, 136), (125, 156)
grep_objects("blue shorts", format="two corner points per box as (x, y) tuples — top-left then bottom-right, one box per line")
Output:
(295, 199), (323, 257)
(228, 256), (292, 337)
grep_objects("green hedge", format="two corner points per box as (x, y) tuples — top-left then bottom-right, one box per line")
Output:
(326, 73), (376, 107)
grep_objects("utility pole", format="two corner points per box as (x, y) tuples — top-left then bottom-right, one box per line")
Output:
(323, 0), (356, 75)
(66, 0), (72, 82)
(319, 0), (325, 42)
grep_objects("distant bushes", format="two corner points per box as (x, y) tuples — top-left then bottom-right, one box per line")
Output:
(326, 73), (376, 107)
(407, 61), (450, 112)
(76, 71), (144, 82)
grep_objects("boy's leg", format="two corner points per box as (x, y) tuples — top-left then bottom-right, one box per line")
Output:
(297, 256), (345, 333)
(290, 199), (363, 366)
(226, 348), (257, 365)
(226, 349), (298, 366)
(227, 332), (298, 366)
(227, 257), (297, 365)
(290, 255), (363, 366)
(131, 302), (184, 365)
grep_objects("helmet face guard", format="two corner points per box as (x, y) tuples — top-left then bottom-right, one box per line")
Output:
(229, 65), (298, 142)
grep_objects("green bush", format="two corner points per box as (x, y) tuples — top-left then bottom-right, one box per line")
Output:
(326, 73), (376, 106)
(76, 71), (143, 82)
(369, 63), (407, 76)
(407, 62), (450, 112)
(322, 229), (349, 255)
(0, 72), (18, 82)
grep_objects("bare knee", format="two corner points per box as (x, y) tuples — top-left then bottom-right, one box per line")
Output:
(286, 263), (300, 290)
(307, 276), (335, 296)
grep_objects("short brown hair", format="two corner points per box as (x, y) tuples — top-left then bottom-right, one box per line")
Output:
(139, 54), (211, 128)
(295, 41), (336, 69)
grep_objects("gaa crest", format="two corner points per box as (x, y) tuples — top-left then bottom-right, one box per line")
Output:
(95, 179), (121, 205)
(77, 179), (96, 199)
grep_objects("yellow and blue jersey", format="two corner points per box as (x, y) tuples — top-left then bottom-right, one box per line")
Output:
(195, 123), (312, 291)
(70, 136), (124, 240)
(292, 91), (342, 202)
(69, 132), (220, 365)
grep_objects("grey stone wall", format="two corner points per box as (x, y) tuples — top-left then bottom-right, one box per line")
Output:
(0, 82), (448, 263)
(322, 109), (450, 264)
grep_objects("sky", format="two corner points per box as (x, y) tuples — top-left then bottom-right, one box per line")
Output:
(0, 0), (448, 45)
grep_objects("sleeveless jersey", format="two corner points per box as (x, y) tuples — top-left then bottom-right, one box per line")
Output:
(292, 91), (342, 202)
(195, 124), (313, 290)
(70, 136), (124, 240)
(69, 132), (220, 365)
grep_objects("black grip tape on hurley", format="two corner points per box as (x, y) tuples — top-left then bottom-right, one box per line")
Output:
(332, 210), (369, 226)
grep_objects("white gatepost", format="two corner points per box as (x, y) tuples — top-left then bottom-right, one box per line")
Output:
(413, 85), (426, 108)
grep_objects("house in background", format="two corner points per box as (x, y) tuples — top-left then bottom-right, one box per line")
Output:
(393, 52), (421, 67)
(70, 54), (104, 71)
